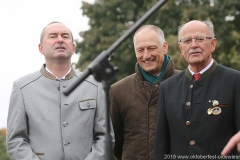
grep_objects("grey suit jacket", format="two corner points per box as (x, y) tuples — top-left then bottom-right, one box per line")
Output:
(7, 65), (114, 160)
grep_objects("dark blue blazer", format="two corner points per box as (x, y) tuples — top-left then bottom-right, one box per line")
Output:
(154, 61), (240, 159)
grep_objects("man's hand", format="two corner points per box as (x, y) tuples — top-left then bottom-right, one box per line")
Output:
(221, 131), (240, 155)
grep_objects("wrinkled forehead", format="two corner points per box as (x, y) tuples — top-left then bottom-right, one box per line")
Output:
(40, 22), (73, 42)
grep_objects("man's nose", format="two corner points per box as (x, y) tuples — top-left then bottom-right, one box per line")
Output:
(142, 50), (150, 59)
(190, 39), (198, 48)
(57, 35), (64, 43)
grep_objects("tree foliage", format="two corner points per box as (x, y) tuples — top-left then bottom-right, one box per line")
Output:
(0, 128), (10, 160)
(75, 0), (240, 82)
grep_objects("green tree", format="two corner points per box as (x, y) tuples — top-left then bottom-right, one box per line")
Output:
(0, 128), (10, 160)
(75, 0), (240, 82)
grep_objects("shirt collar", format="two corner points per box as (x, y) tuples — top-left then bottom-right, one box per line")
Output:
(188, 59), (214, 75)
(45, 66), (71, 81)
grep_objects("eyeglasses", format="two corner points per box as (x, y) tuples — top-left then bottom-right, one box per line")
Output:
(179, 36), (213, 45)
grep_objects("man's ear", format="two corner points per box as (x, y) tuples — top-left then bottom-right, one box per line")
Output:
(210, 38), (217, 53)
(163, 41), (168, 54)
(38, 43), (44, 55)
(71, 43), (76, 55)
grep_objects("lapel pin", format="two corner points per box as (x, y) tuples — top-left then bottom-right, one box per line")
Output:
(207, 100), (222, 115)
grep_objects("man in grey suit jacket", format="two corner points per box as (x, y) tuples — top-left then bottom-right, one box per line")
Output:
(6, 21), (114, 160)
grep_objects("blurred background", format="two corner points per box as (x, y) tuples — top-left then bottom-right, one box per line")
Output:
(76, 0), (240, 81)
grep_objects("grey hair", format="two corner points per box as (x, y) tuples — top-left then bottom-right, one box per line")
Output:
(40, 21), (74, 43)
(178, 20), (215, 41)
(133, 25), (166, 46)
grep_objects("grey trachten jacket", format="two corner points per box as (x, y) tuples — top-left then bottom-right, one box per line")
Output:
(7, 65), (114, 160)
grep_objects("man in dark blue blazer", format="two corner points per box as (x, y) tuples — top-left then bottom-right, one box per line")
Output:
(154, 20), (240, 159)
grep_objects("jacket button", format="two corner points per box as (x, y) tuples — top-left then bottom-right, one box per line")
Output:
(190, 85), (193, 89)
(155, 84), (158, 87)
(57, 86), (60, 90)
(190, 140), (195, 146)
(186, 102), (191, 106)
(62, 122), (68, 127)
(186, 121), (190, 126)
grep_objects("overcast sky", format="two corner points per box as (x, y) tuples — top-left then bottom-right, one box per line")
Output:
(0, 0), (94, 128)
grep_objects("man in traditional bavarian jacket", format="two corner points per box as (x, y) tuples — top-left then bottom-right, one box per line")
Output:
(154, 20), (240, 159)
(7, 22), (114, 160)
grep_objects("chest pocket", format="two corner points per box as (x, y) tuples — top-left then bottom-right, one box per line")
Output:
(79, 99), (96, 110)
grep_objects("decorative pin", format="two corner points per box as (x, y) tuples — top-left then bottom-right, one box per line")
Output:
(208, 100), (222, 115)
(207, 107), (222, 115)
(207, 108), (212, 115)
(212, 100), (219, 106)
(211, 107), (222, 115)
